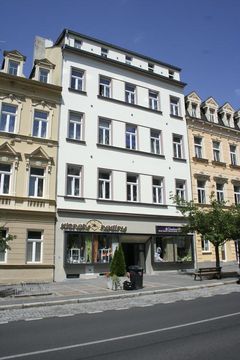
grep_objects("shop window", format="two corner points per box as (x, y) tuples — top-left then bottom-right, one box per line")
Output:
(66, 233), (113, 264)
(154, 236), (192, 263)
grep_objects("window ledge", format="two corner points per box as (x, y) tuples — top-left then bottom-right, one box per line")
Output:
(97, 95), (163, 114)
(64, 196), (85, 201)
(97, 198), (168, 208)
(170, 114), (183, 120)
(172, 157), (187, 163)
(66, 138), (86, 145)
(68, 88), (87, 95)
(97, 143), (165, 158)
(192, 157), (209, 163)
(212, 160), (227, 167)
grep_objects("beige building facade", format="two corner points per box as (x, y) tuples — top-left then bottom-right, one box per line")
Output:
(0, 50), (61, 283)
(185, 91), (240, 266)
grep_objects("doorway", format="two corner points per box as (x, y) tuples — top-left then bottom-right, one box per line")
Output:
(121, 243), (145, 271)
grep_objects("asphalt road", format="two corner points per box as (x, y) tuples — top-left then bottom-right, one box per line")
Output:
(0, 292), (240, 360)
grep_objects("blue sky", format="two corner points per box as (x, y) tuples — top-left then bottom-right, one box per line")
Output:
(1, 0), (240, 110)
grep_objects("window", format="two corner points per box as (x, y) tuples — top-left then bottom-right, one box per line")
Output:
(216, 183), (224, 202)
(197, 180), (206, 204)
(101, 47), (108, 57)
(29, 167), (44, 197)
(32, 110), (48, 138)
(99, 76), (111, 97)
(213, 141), (221, 162)
(0, 103), (17, 133)
(67, 165), (81, 197)
(98, 170), (111, 199)
(152, 177), (163, 204)
(176, 180), (186, 200)
(127, 174), (138, 202)
(125, 55), (132, 65)
(192, 103), (197, 117)
(149, 90), (159, 110)
(148, 63), (154, 72)
(194, 136), (203, 158)
(169, 70), (174, 79)
(154, 236), (193, 263)
(234, 185), (240, 205)
(74, 39), (82, 49)
(39, 68), (49, 83)
(68, 112), (83, 140)
(70, 68), (84, 91)
(170, 96), (180, 116)
(150, 130), (161, 154)
(0, 229), (7, 262)
(201, 236), (210, 252)
(27, 231), (42, 263)
(226, 114), (231, 127)
(125, 83), (136, 104)
(230, 145), (237, 165)
(209, 109), (215, 122)
(8, 60), (19, 75)
(66, 233), (113, 264)
(126, 125), (137, 150)
(0, 163), (11, 195)
(99, 118), (110, 145)
(173, 135), (183, 159)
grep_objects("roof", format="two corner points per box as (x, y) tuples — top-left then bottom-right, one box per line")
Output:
(55, 28), (182, 72)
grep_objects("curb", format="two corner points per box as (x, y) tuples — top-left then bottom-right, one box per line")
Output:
(0, 279), (236, 311)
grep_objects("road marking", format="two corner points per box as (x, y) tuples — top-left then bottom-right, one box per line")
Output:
(0, 321), (8, 325)
(24, 318), (43, 322)
(57, 314), (74, 318)
(87, 310), (103, 314)
(1, 311), (240, 359)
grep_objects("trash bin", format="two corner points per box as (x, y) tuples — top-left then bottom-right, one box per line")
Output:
(128, 265), (143, 289)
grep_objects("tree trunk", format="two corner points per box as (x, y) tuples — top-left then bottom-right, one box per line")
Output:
(215, 244), (220, 268)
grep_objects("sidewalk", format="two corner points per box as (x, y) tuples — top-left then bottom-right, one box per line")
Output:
(0, 263), (239, 311)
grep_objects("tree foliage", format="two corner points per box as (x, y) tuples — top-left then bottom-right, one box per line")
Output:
(0, 226), (15, 253)
(172, 193), (240, 267)
(110, 245), (126, 276)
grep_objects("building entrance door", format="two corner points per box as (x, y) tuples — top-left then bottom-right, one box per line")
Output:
(121, 243), (145, 271)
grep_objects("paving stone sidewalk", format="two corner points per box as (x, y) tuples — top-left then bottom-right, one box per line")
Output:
(0, 263), (239, 311)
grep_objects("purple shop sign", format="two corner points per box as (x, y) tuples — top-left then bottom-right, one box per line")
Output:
(156, 226), (182, 234)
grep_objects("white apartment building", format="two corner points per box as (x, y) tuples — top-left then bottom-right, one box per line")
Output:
(35, 29), (193, 281)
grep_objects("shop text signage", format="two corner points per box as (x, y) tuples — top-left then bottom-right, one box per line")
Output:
(156, 226), (182, 234)
(60, 219), (127, 233)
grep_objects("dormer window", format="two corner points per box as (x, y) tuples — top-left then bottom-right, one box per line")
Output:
(101, 47), (108, 58)
(74, 39), (82, 49)
(226, 114), (231, 127)
(148, 63), (154, 72)
(209, 109), (215, 122)
(192, 103), (197, 117)
(39, 68), (49, 83)
(169, 70), (174, 79)
(125, 55), (132, 65)
(8, 60), (19, 76)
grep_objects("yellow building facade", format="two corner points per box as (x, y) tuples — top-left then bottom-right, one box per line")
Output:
(0, 50), (61, 283)
(185, 92), (240, 266)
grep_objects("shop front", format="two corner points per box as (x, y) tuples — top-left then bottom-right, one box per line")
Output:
(55, 216), (194, 281)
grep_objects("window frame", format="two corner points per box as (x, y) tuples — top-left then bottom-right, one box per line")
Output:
(149, 90), (159, 110)
(8, 60), (19, 76)
(194, 136), (203, 158)
(216, 183), (224, 203)
(125, 83), (136, 104)
(230, 144), (237, 165)
(213, 141), (221, 162)
(66, 164), (82, 197)
(70, 67), (85, 91)
(173, 134), (183, 159)
(101, 47), (108, 58)
(99, 76), (111, 98)
(170, 96), (180, 116)
(152, 177), (164, 204)
(197, 179), (206, 204)
(201, 236), (210, 252)
(98, 170), (111, 200)
(39, 67), (49, 83)
(98, 118), (111, 145)
(26, 230), (43, 263)
(175, 179), (186, 200)
(234, 185), (240, 205)
(0, 229), (7, 263)
(28, 167), (45, 198)
(150, 129), (161, 155)
(0, 163), (12, 195)
(68, 111), (83, 141)
(32, 110), (48, 138)
(127, 174), (138, 202)
(126, 124), (137, 150)
(0, 103), (17, 133)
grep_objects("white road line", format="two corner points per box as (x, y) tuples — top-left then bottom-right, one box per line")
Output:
(0, 321), (8, 325)
(1, 311), (240, 360)
(57, 314), (75, 317)
(24, 318), (43, 322)
(115, 307), (129, 310)
(87, 310), (103, 314)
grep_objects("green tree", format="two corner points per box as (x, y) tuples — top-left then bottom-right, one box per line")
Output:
(0, 226), (15, 254)
(172, 193), (239, 268)
(110, 245), (126, 276)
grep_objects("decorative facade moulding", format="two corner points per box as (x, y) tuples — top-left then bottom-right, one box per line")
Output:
(213, 176), (228, 183)
(194, 173), (210, 180)
(60, 219), (127, 233)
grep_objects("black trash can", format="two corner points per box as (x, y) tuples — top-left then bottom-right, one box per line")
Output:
(128, 265), (143, 289)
